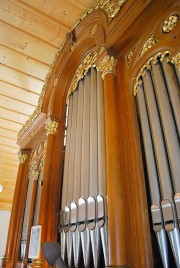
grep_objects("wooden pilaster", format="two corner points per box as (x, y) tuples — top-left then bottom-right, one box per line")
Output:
(2, 151), (30, 268)
(97, 56), (127, 267)
(30, 119), (59, 268)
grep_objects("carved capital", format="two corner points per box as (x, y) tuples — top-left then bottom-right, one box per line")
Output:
(45, 120), (58, 135)
(97, 55), (117, 79)
(30, 259), (44, 268)
(18, 153), (28, 164)
(32, 170), (39, 181)
(162, 15), (179, 33)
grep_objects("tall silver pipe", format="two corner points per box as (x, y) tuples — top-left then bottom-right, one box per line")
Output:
(161, 61), (180, 136)
(136, 83), (169, 268)
(79, 73), (91, 267)
(144, 68), (180, 268)
(66, 91), (78, 266)
(88, 68), (99, 268)
(71, 80), (84, 267)
(97, 70), (108, 266)
(151, 62), (180, 267)
(60, 96), (73, 261)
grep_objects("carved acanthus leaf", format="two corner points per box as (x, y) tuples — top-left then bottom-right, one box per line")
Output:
(45, 120), (58, 135)
(18, 153), (28, 164)
(97, 55), (117, 79)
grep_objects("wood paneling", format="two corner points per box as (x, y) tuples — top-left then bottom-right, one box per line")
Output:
(0, 45), (49, 80)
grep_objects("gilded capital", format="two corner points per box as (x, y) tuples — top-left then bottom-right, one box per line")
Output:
(32, 170), (39, 181)
(97, 55), (117, 79)
(18, 153), (28, 164)
(45, 120), (58, 135)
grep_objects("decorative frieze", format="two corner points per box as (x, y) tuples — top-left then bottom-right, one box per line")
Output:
(162, 15), (179, 33)
(97, 55), (117, 79)
(18, 153), (28, 164)
(45, 120), (58, 135)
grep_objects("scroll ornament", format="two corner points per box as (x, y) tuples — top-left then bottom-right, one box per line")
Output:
(162, 14), (179, 33)
(18, 153), (28, 164)
(45, 120), (58, 135)
(97, 55), (117, 79)
(140, 33), (156, 57)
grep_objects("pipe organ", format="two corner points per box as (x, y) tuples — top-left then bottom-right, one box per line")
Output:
(135, 53), (180, 268)
(59, 68), (108, 267)
(2, 0), (180, 268)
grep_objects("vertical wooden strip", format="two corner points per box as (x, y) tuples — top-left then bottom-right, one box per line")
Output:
(103, 72), (127, 266)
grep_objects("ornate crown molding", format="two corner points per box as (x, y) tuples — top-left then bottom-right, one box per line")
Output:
(162, 15), (179, 33)
(45, 120), (58, 135)
(17, 0), (127, 141)
(73, 0), (127, 29)
(134, 51), (170, 96)
(97, 55), (117, 79)
(18, 153), (28, 164)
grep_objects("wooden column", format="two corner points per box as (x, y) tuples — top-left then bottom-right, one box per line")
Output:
(23, 170), (39, 267)
(30, 119), (58, 268)
(2, 151), (30, 268)
(97, 56), (127, 268)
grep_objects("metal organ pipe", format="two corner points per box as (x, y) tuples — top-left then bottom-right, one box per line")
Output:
(60, 68), (107, 267)
(135, 57), (180, 268)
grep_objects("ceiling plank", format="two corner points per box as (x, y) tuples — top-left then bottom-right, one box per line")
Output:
(0, 82), (39, 106)
(0, 145), (19, 154)
(20, 0), (86, 28)
(0, 151), (19, 162)
(0, 158), (19, 167)
(0, 128), (17, 140)
(0, 136), (19, 148)
(0, 118), (22, 132)
(0, 0), (68, 47)
(0, 65), (44, 94)
(0, 202), (12, 211)
(0, 95), (36, 116)
(0, 169), (17, 179)
(0, 107), (29, 123)
(0, 21), (58, 64)
(0, 163), (18, 172)
(0, 45), (49, 80)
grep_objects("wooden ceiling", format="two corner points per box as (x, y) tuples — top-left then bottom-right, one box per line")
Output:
(0, 0), (94, 211)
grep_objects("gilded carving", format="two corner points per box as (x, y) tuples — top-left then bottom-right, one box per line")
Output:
(66, 50), (98, 101)
(18, 153), (28, 164)
(45, 120), (58, 135)
(134, 51), (170, 95)
(170, 53), (180, 71)
(32, 170), (39, 181)
(162, 15), (179, 33)
(97, 55), (117, 79)
(73, 0), (127, 29)
(127, 46), (138, 65)
(140, 33), (156, 57)
(40, 154), (46, 167)
(91, 24), (98, 35)
(30, 258), (44, 268)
